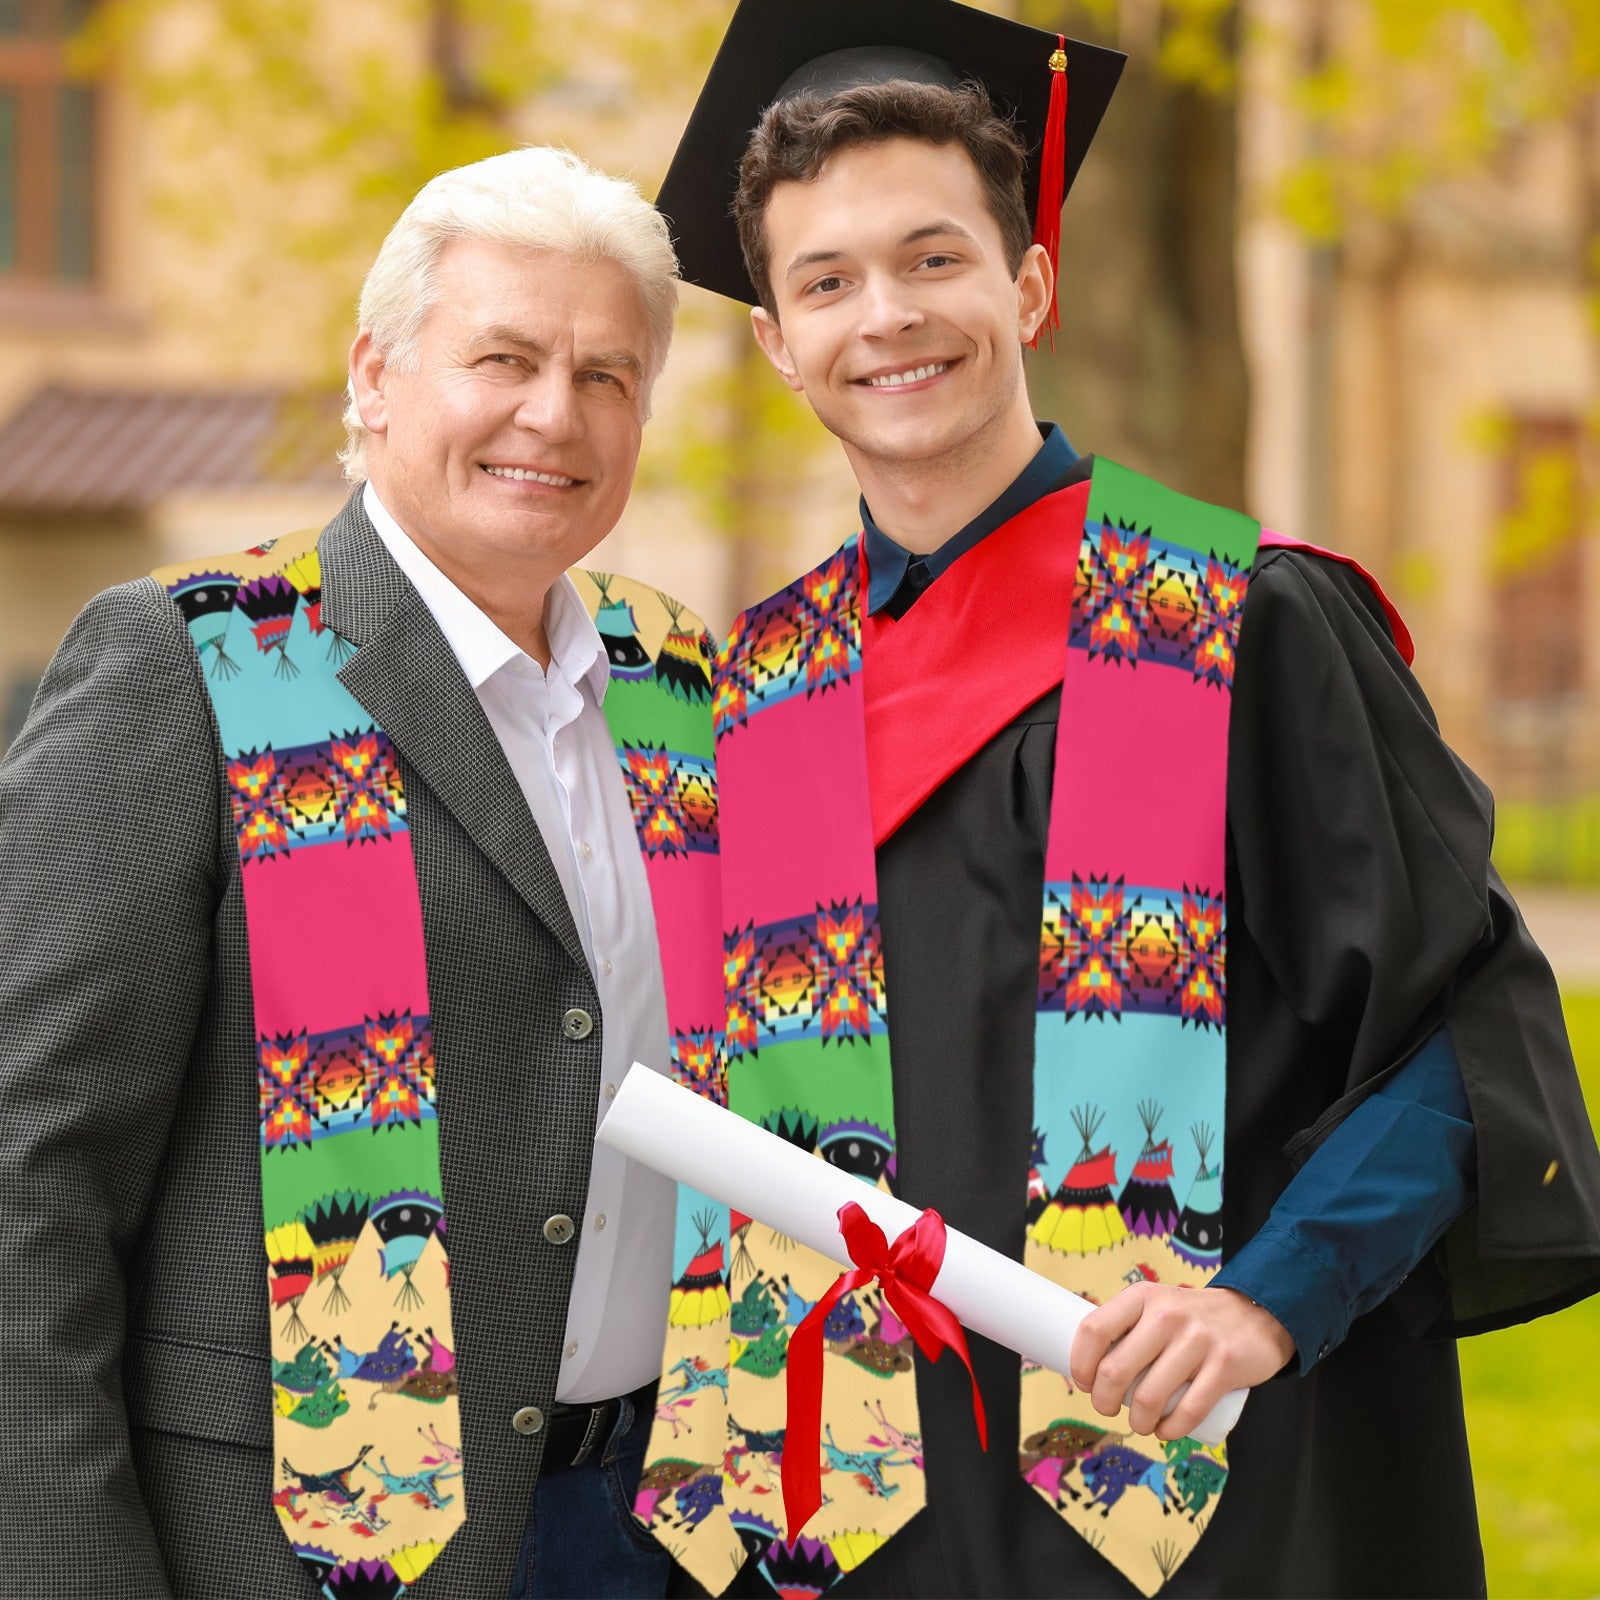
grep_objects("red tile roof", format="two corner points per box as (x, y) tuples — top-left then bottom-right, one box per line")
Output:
(0, 386), (347, 512)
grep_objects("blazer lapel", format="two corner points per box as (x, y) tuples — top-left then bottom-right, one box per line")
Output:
(317, 491), (590, 974)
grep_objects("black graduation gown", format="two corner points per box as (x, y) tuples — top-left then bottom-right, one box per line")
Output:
(684, 538), (1600, 1600)
(841, 545), (1600, 1599)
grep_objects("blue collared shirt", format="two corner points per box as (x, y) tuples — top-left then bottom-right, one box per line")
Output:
(863, 423), (1079, 617)
(1212, 1030), (1475, 1370)
(862, 422), (1478, 1371)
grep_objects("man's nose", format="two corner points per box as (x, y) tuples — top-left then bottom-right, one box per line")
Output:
(514, 371), (583, 442)
(856, 273), (924, 341)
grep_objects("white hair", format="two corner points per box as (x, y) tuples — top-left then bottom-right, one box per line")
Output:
(340, 145), (679, 482)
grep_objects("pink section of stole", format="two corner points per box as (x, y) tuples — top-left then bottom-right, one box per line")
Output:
(243, 836), (432, 1036)
(1044, 663), (1232, 890)
(718, 687), (877, 928)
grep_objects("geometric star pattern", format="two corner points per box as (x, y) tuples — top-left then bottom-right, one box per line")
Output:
(714, 540), (859, 736)
(670, 1027), (728, 1106)
(1070, 520), (1249, 690)
(227, 729), (407, 863)
(617, 744), (718, 857)
(257, 1011), (438, 1151)
(1038, 876), (1226, 1029)
(723, 899), (887, 1060)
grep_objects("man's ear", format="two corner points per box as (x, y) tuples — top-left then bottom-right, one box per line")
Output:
(349, 330), (390, 436)
(1015, 243), (1055, 346)
(750, 305), (804, 394)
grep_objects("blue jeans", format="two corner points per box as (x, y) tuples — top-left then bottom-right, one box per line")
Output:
(509, 1388), (671, 1600)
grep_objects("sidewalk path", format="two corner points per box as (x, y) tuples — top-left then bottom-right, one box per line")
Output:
(1506, 885), (1600, 991)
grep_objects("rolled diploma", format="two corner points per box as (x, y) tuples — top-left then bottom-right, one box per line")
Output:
(599, 1063), (1245, 1447)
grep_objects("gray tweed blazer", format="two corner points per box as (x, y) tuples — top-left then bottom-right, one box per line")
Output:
(0, 493), (629, 1597)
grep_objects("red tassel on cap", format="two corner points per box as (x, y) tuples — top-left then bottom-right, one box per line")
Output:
(1028, 36), (1069, 351)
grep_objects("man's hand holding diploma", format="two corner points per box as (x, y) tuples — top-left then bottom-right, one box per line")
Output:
(1071, 1282), (1296, 1441)
(597, 1064), (1250, 1448)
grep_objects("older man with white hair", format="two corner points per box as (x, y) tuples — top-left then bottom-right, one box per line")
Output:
(0, 147), (715, 1600)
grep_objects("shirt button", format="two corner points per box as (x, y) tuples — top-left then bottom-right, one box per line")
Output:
(512, 1405), (545, 1435)
(581, 841), (594, 860)
(594, 1213), (607, 1232)
(565, 1340), (579, 1360)
(601, 959), (614, 976)
(544, 1214), (576, 1246)
(603, 1083), (617, 1102)
(561, 1007), (593, 1041)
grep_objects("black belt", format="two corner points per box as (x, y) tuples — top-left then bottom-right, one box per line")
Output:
(544, 1379), (656, 1469)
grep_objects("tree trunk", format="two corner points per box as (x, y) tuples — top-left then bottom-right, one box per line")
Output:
(1027, 10), (1250, 510)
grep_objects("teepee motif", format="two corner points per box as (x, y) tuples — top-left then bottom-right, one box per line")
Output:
(669, 1210), (732, 1329)
(167, 572), (242, 679)
(1117, 1101), (1181, 1239)
(1029, 1106), (1130, 1255)
(591, 572), (654, 679)
(302, 1191), (369, 1316)
(1171, 1123), (1224, 1269)
(265, 1220), (315, 1343)
(237, 573), (301, 678)
(654, 593), (714, 704)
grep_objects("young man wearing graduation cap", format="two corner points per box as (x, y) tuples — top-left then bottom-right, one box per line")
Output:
(638, 2), (1600, 1596)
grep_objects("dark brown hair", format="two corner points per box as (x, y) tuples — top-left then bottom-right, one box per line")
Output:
(735, 79), (1032, 315)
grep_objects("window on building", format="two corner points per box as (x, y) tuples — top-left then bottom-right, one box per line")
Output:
(1486, 414), (1597, 883)
(0, 0), (98, 285)
(1489, 415), (1589, 707)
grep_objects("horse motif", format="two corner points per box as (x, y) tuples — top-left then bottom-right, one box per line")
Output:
(360, 1453), (463, 1511)
(822, 1424), (917, 1500)
(661, 1354), (729, 1399)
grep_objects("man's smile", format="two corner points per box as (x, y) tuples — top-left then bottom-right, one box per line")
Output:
(480, 463), (585, 488)
(853, 358), (959, 392)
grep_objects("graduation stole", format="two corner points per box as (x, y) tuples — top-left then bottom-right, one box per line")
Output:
(153, 534), (720, 1600)
(638, 459), (1260, 1600)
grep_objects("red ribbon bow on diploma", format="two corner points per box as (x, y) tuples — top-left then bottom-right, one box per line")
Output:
(782, 1201), (988, 1539)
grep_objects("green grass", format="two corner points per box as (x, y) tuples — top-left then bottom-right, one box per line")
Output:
(1459, 991), (1600, 1596)
(1491, 800), (1600, 887)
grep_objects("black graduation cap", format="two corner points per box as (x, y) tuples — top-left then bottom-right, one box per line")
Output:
(657, 0), (1127, 315)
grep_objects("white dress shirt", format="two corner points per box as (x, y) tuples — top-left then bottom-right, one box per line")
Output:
(364, 483), (675, 1403)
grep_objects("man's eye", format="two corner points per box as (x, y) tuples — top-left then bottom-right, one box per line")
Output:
(811, 276), (844, 295)
(586, 371), (623, 387)
(919, 254), (956, 270)
(486, 353), (519, 365)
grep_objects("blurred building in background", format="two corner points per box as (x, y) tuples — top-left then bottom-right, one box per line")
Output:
(0, 0), (853, 749)
(2, 0), (1597, 883)
(1238, 0), (1600, 883)
(0, 0), (349, 737)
